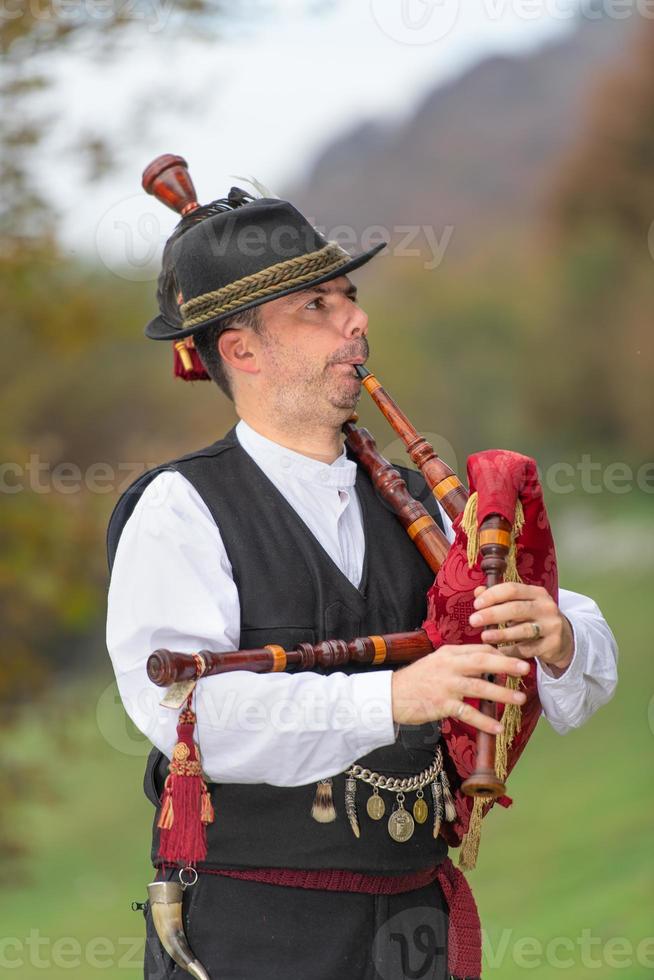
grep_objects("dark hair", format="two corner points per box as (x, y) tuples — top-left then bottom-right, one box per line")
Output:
(155, 187), (262, 400)
(193, 305), (262, 399)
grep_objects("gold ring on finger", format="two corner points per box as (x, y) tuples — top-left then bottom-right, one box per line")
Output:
(529, 621), (541, 640)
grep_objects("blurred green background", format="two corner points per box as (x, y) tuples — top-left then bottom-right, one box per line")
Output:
(1, 3), (653, 978)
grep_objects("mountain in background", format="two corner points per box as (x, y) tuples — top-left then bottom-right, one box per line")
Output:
(290, 14), (637, 255)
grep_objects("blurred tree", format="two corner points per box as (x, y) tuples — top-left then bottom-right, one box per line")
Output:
(551, 20), (654, 245)
(0, 0), (338, 241)
(362, 15), (654, 464)
(541, 17), (654, 458)
(0, 0), (341, 880)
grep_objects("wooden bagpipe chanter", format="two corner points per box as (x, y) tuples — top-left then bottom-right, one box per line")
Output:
(143, 153), (558, 869)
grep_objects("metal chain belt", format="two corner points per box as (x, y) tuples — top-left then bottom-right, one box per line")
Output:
(345, 746), (444, 793)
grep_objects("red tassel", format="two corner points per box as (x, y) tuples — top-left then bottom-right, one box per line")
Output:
(173, 339), (210, 381)
(157, 702), (214, 865)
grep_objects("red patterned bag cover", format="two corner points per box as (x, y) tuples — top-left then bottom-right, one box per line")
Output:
(422, 450), (558, 867)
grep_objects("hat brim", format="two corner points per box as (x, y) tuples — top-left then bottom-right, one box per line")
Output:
(145, 241), (386, 341)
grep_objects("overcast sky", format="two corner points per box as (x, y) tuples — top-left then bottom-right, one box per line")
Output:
(43, 0), (584, 273)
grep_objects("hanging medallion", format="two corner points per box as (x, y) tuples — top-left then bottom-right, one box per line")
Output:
(366, 788), (386, 821)
(387, 793), (415, 842)
(413, 789), (428, 825)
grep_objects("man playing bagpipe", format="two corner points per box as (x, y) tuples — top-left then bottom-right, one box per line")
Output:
(106, 156), (617, 980)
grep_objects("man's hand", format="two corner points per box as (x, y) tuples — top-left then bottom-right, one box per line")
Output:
(391, 645), (530, 733)
(469, 582), (575, 677)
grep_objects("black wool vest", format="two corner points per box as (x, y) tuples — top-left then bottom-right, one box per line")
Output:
(108, 427), (448, 873)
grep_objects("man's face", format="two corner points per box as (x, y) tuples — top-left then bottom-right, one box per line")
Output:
(248, 275), (369, 425)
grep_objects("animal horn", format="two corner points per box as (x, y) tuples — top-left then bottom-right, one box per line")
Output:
(147, 880), (211, 980)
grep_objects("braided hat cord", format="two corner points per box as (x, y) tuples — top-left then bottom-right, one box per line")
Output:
(180, 243), (350, 329)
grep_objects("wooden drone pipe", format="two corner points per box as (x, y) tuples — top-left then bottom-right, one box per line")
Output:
(142, 154), (201, 216)
(354, 364), (469, 521)
(342, 420), (449, 572)
(460, 513), (512, 799)
(148, 630), (435, 688)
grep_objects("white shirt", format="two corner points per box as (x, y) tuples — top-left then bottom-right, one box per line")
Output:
(106, 419), (618, 786)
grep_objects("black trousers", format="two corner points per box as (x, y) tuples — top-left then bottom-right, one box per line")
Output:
(144, 869), (450, 980)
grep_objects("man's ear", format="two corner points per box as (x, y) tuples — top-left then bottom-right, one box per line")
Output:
(218, 328), (260, 376)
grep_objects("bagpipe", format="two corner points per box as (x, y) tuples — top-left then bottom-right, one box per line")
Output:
(139, 154), (559, 979)
(148, 369), (557, 863)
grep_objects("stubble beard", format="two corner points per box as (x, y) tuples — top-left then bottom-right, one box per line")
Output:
(261, 343), (364, 429)
(327, 378), (361, 413)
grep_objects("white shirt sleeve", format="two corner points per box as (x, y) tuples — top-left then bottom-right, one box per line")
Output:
(536, 588), (618, 734)
(106, 470), (396, 787)
(438, 501), (618, 734)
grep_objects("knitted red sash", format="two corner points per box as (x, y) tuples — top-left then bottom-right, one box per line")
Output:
(163, 858), (481, 979)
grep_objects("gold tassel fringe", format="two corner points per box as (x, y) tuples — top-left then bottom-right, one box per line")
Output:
(201, 784), (215, 825)
(461, 491), (479, 569)
(504, 499), (525, 584)
(157, 776), (174, 831)
(459, 797), (484, 871)
(496, 676), (523, 781)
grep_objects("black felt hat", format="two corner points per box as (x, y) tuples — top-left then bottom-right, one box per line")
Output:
(146, 196), (386, 341)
